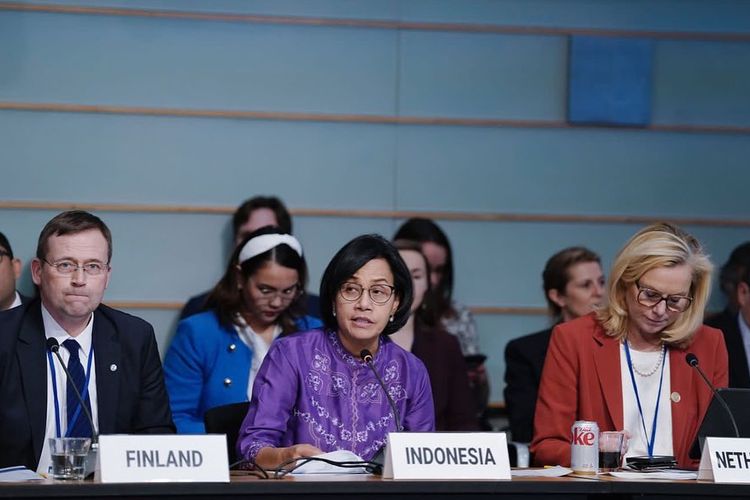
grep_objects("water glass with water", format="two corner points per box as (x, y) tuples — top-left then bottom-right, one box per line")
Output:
(48, 437), (91, 480)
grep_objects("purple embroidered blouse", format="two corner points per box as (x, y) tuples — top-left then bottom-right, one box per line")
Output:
(237, 328), (435, 462)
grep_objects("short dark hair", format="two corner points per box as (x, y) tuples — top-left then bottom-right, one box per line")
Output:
(719, 241), (750, 298)
(319, 234), (413, 336)
(232, 196), (292, 238)
(0, 231), (13, 258)
(393, 218), (454, 316)
(207, 226), (308, 333)
(36, 210), (112, 262)
(542, 246), (601, 319)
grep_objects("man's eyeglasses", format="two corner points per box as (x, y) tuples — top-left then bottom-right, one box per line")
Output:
(42, 259), (109, 276)
(635, 281), (693, 313)
(338, 282), (395, 305)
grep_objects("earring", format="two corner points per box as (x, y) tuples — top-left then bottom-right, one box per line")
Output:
(332, 308), (336, 317)
(389, 315), (394, 323)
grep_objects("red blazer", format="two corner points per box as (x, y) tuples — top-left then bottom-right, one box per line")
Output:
(530, 313), (728, 470)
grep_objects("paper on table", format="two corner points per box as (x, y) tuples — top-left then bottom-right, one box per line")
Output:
(291, 450), (371, 474)
(0, 466), (45, 482)
(511, 466), (573, 477)
(608, 469), (697, 480)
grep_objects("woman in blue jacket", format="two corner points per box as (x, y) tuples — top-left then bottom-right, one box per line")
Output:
(164, 226), (322, 433)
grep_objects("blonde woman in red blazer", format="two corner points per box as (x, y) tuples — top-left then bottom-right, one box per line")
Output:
(531, 223), (728, 470)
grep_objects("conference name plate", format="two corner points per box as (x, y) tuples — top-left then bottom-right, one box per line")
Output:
(382, 432), (510, 480)
(698, 437), (750, 483)
(97, 434), (229, 483)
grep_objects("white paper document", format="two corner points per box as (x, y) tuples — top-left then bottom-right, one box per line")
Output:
(608, 469), (697, 480)
(291, 450), (371, 474)
(0, 466), (45, 482)
(511, 466), (573, 477)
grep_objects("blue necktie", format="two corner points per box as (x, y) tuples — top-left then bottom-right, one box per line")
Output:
(62, 339), (93, 438)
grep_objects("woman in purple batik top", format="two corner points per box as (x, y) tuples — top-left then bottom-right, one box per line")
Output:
(237, 234), (436, 468)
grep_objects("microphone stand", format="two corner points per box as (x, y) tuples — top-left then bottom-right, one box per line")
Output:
(360, 349), (402, 475)
(361, 349), (403, 432)
(47, 338), (100, 477)
(686, 352), (739, 460)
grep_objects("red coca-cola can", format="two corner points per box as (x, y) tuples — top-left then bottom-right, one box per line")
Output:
(570, 420), (599, 474)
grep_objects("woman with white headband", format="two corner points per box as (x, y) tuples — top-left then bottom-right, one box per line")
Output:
(164, 226), (322, 434)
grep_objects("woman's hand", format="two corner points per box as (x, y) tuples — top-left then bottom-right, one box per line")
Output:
(467, 362), (488, 385)
(620, 430), (631, 455)
(255, 443), (324, 469)
(280, 444), (324, 464)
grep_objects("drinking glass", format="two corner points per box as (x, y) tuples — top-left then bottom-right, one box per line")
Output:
(48, 437), (91, 480)
(598, 431), (625, 472)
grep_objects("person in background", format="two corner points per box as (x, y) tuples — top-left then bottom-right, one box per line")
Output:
(180, 195), (320, 319)
(164, 227), (321, 433)
(0, 231), (29, 311)
(391, 240), (478, 431)
(237, 234), (434, 468)
(0, 211), (174, 472)
(705, 242), (750, 388)
(531, 223), (727, 470)
(504, 247), (604, 443)
(393, 218), (489, 428)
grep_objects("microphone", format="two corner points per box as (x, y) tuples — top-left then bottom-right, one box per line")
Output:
(685, 353), (739, 438)
(46, 338), (99, 444)
(360, 349), (403, 432)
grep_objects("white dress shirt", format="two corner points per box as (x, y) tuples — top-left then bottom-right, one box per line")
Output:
(8, 291), (22, 309)
(234, 315), (281, 400)
(37, 304), (100, 475)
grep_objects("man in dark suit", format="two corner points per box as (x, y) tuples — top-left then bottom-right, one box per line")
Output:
(705, 242), (750, 388)
(0, 231), (30, 310)
(0, 211), (174, 472)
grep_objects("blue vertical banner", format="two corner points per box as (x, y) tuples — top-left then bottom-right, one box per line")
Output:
(568, 36), (654, 126)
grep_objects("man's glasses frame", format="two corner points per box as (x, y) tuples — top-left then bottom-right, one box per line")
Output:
(42, 258), (110, 276)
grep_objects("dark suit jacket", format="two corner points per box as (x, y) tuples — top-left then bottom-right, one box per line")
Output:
(180, 290), (322, 320)
(706, 308), (750, 388)
(0, 299), (175, 469)
(504, 327), (553, 443)
(411, 325), (478, 431)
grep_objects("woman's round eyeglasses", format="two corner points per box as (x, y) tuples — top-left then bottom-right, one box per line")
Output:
(338, 282), (395, 305)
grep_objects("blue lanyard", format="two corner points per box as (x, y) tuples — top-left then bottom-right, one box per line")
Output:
(624, 340), (666, 458)
(47, 341), (95, 438)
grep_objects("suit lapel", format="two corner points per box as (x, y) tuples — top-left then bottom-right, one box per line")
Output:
(16, 301), (48, 464)
(592, 329), (623, 429)
(92, 308), (120, 435)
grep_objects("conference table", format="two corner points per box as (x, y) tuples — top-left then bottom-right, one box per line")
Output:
(1, 472), (749, 500)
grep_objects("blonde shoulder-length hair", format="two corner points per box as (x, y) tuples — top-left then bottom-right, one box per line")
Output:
(596, 222), (713, 347)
